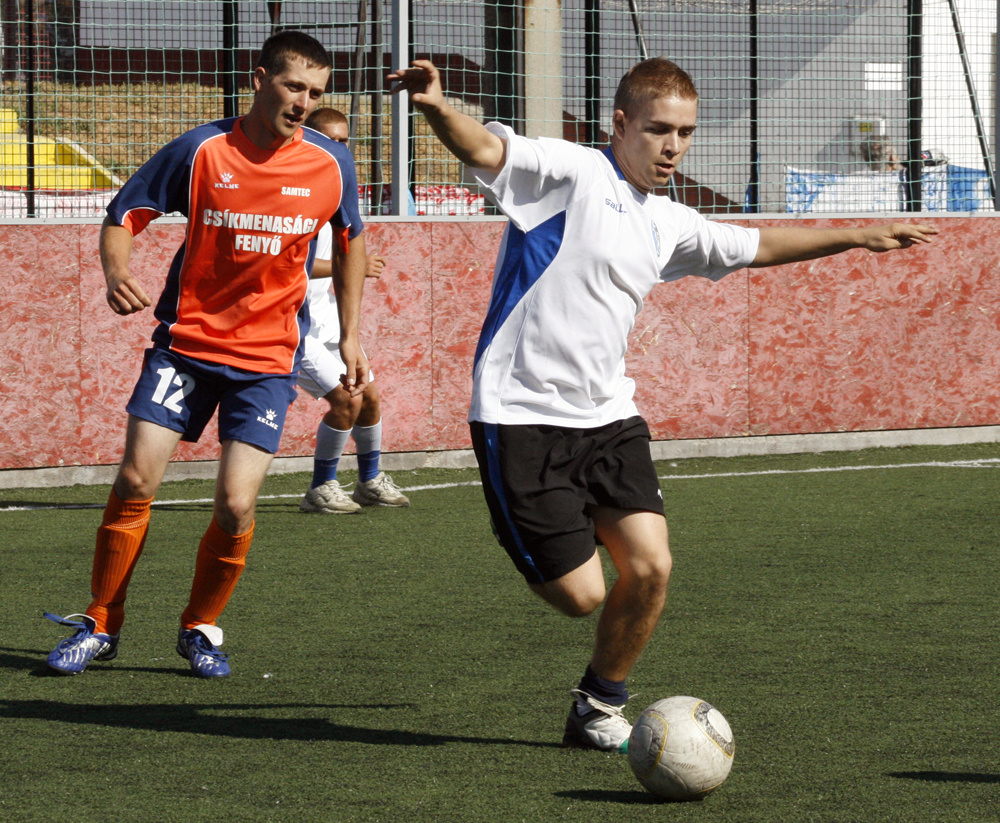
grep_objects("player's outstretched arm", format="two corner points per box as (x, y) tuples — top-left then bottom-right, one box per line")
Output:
(333, 231), (370, 396)
(100, 215), (152, 315)
(751, 222), (938, 268)
(388, 60), (506, 175)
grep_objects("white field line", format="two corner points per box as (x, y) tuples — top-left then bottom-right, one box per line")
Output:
(656, 457), (1000, 481)
(1, 460), (998, 514)
(0, 481), (486, 513)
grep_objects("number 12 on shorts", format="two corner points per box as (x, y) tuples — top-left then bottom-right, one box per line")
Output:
(151, 366), (194, 413)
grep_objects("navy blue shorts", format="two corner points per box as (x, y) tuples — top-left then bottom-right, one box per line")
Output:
(470, 416), (665, 584)
(126, 347), (298, 454)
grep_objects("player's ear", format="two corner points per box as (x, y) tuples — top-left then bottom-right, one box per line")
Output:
(612, 109), (627, 138)
(251, 66), (267, 92)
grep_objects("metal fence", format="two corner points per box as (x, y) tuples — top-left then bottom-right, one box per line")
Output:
(1, 0), (996, 217)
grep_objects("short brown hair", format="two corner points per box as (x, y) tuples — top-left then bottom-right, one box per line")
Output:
(613, 58), (698, 117)
(256, 30), (332, 75)
(305, 107), (347, 131)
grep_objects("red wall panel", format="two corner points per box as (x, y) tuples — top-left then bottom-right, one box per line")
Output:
(745, 218), (1000, 434)
(2, 226), (82, 468)
(1, 216), (995, 471)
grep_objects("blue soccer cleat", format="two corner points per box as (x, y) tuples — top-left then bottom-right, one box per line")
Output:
(176, 624), (230, 678)
(44, 612), (120, 675)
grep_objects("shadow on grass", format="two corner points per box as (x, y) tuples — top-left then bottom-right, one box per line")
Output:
(0, 698), (559, 749)
(555, 788), (666, 805)
(888, 771), (1000, 784)
(0, 500), (104, 510)
(1, 647), (183, 678)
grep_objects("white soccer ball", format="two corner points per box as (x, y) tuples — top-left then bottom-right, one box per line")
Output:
(627, 695), (735, 801)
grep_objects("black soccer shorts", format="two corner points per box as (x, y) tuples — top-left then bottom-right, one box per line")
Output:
(470, 416), (665, 584)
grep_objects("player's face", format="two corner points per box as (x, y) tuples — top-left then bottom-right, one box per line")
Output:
(249, 57), (330, 149)
(612, 95), (698, 194)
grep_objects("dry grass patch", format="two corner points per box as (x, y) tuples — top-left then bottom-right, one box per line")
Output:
(0, 81), (472, 187)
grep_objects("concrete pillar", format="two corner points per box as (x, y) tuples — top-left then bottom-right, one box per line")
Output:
(523, 0), (563, 139)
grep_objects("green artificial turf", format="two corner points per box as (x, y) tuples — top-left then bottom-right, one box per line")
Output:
(2, 444), (999, 821)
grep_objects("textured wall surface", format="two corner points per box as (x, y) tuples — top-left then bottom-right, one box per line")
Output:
(2, 216), (995, 471)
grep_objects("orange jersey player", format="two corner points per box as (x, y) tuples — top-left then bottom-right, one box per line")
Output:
(43, 31), (370, 679)
(111, 115), (361, 375)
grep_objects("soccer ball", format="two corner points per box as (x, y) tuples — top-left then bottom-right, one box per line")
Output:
(627, 696), (735, 801)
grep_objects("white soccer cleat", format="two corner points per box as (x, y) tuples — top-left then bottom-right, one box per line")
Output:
(351, 473), (410, 507)
(562, 688), (632, 752)
(300, 480), (362, 514)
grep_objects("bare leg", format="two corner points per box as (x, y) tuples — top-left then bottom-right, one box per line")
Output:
(588, 507), (671, 681)
(321, 384), (363, 431)
(355, 382), (381, 427)
(180, 439), (274, 629)
(528, 550), (606, 617)
(212, 438), (275, 534)
(114, 414), (183, 500)
(87, 416), (183, 633)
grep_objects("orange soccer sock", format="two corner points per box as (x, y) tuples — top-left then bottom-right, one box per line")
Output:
(179, 518), (254, 630)
(86, 489), (153, 636)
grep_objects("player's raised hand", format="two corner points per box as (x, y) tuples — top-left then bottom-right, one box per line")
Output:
(106, 270), (152, 315)
(387, 60), (445, 112)
(389, 60), (506, 174)
(862, 222), (939, 252)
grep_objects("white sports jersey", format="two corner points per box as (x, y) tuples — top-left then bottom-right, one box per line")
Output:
(305, 222), (339, 343)
(469, 122), (760, 428)
(299, 222), (374, 397)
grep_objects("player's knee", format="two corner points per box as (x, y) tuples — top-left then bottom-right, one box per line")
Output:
(213, 495), (255, 535)
(638, 548), (672, 601)
(324, 385), (351, 411)
(323, 387), (359, 429)
(624, 544), (672, 594)
(649, 545), (672, 584)
(114, 464), (158, 500)
(533, 579), (605, 617)
(559, 588), (604, 617)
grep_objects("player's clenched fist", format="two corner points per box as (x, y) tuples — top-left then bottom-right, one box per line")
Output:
(106, 272), (152, 315)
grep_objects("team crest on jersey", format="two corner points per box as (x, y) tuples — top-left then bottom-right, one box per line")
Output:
(651, 219), (661, 256)
(215, 172), (239, 190)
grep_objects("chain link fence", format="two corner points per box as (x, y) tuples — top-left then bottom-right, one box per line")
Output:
(0, 0), (995, 217)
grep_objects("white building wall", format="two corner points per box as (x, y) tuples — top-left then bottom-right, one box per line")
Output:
(923, 0), (995, 170)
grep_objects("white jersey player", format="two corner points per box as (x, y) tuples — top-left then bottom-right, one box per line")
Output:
(389, 57), (936, 752)
(297, 109), (409, 513)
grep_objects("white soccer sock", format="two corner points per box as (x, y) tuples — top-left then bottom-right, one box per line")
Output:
(316, 422), (352, 461)
(351, 421), (382, 455)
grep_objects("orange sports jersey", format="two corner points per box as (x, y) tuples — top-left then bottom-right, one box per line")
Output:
(107, 116), (363, 375)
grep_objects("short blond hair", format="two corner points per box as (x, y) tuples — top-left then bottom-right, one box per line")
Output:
(613, 58), (698, 117)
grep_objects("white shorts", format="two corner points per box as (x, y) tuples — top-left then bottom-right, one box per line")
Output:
(297, 335), (374, 399)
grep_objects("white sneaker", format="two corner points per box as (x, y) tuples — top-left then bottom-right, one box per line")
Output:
(300, 480), (362, 514)
(352, 472), (410, 507)
(562, 688), (632, 752)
